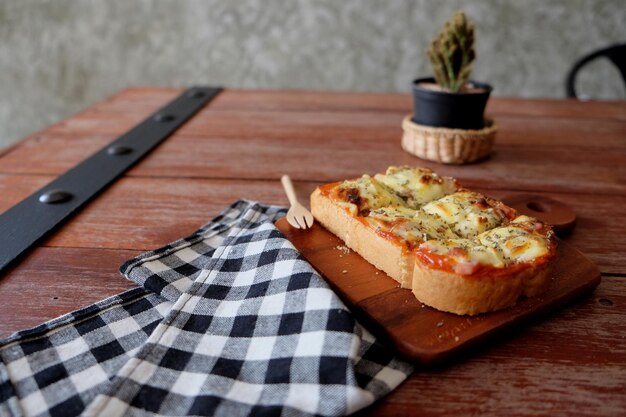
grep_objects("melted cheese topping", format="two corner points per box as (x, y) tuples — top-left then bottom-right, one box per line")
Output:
(421, 191), (504, 238)
(334, 175), (407, 215)
(374, 166), (458, 209)
(478, 219), (552, 262)
(366, 207), (457, 243)
(419, 239), (505, 274)
(418, 215), (554, 274)
(319, 166), (556, 276)
(411, 211), (459, 240)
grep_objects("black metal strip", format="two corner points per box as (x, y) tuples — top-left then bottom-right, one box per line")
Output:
(0, 86), (222, 274)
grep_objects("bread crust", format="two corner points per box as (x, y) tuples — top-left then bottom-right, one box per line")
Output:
(311, 188), (414, 287)
(411, 261), (553, 315)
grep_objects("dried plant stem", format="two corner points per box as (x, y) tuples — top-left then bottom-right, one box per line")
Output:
(427, 11), (476, 93)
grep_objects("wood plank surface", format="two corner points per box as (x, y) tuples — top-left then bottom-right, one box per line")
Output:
(2, 132), (624, 195)
(1, 87), (625, 416)
(1, 175), (624, 274)
(361, 277), (626, 417)
(1, 90), (625, 195)
(61, 87), (626, 121)
(0, 247), (137, 336)
(4, 115), (626, 176)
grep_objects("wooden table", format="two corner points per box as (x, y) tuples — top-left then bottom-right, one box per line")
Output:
(1, 88), (625, 416)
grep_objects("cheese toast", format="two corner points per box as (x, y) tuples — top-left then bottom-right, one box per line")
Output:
(310, 166), (557, 315)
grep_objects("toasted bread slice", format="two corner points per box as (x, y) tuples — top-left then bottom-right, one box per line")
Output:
(310, 187), (414, 287)
(413, 217), (556, 314)
(310, 167), (459, 288)
(309, 166), (557, 316)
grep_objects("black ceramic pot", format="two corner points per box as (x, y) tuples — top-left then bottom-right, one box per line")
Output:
(412, 77), (492, 130)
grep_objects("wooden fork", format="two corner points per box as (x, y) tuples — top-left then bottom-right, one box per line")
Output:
(281, 175), (314, 229)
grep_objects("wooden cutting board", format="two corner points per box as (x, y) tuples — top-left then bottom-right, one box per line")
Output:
(276, 217), (601, 364)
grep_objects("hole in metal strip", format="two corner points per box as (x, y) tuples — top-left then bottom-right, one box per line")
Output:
(153, 114), (176, 122)
(107, 145), (133, 156)
(187, 90), (206, 99)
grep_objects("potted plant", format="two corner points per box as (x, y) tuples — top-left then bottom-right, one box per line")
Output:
(402, 11), (496, 164)
(413, 11), (491, 129)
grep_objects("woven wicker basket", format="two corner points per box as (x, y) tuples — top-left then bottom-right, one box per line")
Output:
(401, 116), (497, 164)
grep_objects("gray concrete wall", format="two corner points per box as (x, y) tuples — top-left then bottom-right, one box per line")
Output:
(0, 0), (624, 148)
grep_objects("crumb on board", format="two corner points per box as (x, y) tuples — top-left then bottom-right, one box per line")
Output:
(454, 336), (460, 342)
(335, 245), (351, 255)
(341, 270), (348, 274)
(436, 321), (444, 328)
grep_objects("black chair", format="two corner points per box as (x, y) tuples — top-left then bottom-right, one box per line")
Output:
(565, 43), (626, 99)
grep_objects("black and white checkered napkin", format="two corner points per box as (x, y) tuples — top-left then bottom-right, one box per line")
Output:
(0, 200), (413, 417)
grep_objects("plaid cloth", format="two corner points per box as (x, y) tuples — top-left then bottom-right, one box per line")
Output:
(0, 200), (413, 417)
